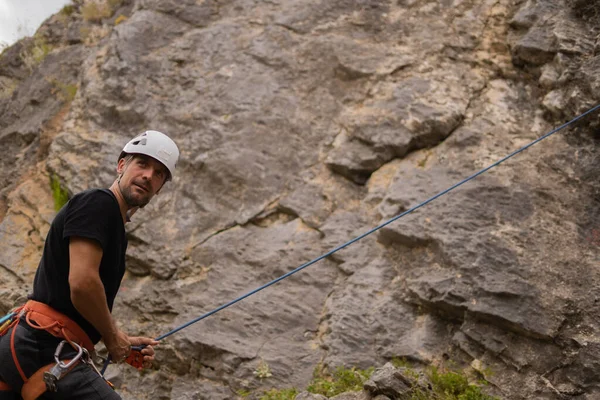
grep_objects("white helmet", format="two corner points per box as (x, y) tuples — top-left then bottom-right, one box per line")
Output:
(120, 130), (179, 181)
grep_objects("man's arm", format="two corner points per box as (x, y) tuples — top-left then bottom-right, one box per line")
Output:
(69, 236), (159, 366)
(68, 236), (131, 360)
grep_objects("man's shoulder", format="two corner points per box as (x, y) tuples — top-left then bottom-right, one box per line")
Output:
(69, 188), (117, 209)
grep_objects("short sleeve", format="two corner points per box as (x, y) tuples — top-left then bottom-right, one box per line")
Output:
(63, 190), (117, 251)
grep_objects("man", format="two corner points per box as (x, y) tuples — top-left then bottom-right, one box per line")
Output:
(0, 130), (179, 399)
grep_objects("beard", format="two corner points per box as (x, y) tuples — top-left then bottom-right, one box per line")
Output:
(120, 180), (152, 208)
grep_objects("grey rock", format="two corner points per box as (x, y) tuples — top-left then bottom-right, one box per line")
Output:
(326, 135), (394, 185)
(363, 363), (412, 399)
(512, 26), (558, 66)
(553, 16), (595, 56)
(332, 38), (413, 80)
(542, 89), (567, 118)
(279, 182), (334, 229)
(295, 393), (328, 400)
(330, 392), (369, 400)
(378, 175), (564, 339)
(1, 0), (600, 399)
(326, 69), (470, 184)
(509, 0), (540, 30)
(539, 63), (560, 89)
(0, 40), (29, 80)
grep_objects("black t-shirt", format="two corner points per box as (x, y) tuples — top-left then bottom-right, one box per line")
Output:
(30, 188), (127, 344)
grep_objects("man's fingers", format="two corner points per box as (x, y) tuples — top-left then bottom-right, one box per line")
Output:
(141, 348), (154, 356)
(129, 336), (159, 346)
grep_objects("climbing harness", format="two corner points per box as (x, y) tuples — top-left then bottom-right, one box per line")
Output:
(0, 301), (113, 398)
(19, 301), (94, 352)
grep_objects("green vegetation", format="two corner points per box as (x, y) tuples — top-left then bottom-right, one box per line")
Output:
(307, 365), (374, 397)
(0, 78), (18, 99)
(253, 360), (273, 379)
(431, 368), (470, 396)
(107, 0), (123, 10)
(236, 358), (499, 400)
(391, 356), (412, 368)
(410, 366), (498, 400)
(417, 149), (432, 168)
(50, 174), (69, 212)
(245, 361), (498, 400)
(60, 4), (76, 16)
(79, 26), (92, 42)
(49, 79), (78, 102)
(259, 388), (298, 400)
(82, 0), (122, 22)
(82, 2), (113, 22)
(20, 35), (54, 71)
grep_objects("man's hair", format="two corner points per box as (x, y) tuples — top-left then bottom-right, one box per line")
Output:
(118, 152), (135, 164)
(118, 153), (135, 179)
(118, 153), (171, 185)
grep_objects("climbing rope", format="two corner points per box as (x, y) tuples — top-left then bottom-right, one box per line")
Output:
(103, 103), (600, 374)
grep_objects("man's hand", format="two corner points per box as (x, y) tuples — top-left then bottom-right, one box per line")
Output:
(103, 329), (131, 362)
(104, 331), (159, 369)
(128, 336), (160, 369)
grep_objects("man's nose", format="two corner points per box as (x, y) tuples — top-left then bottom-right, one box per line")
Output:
(141, 168), (153, 180)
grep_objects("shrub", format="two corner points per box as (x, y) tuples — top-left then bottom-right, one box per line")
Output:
(20, 35), (53, 71)
(410, 366), (498, 400)
(82, 0), (114, 22)
(260, 388), (298, 400)
(60, 4), (76, 16)
(0, 78), (18, 99)
(254, 360), (273, 379)
(50, 174), (69, 212)
(240, 362), (499, 400)
(49, 79), (78, 102)
(430, 367), (470, 396)
(107, 0), (123, 9)
(307, 365), (374, 397)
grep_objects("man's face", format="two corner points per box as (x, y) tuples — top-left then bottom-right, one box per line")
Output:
(117, 154), (168, 208)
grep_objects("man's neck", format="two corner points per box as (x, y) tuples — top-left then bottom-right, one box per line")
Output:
(109, 181), (129, 224)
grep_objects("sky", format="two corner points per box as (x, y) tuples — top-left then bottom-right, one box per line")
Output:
(0, 0), (72, 46)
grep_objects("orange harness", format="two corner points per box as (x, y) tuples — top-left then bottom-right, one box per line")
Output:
(0, 301), (94, 400)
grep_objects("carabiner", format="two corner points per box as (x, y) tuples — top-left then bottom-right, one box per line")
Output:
(54, 340), (83, 368)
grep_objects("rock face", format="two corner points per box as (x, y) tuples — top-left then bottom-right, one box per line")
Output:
(1, 0), (599, 399)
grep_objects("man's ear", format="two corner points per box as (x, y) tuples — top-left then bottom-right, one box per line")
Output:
(117, 157), (127, 176)
(117, 157), (127, 175)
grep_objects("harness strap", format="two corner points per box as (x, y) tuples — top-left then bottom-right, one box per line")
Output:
(10, 318), (27, 382)
(21, 363), (56, 400)
(1, 302), (94, 399)
(0, 358), (81, 399)
(21, 359), (77, 400)
(22, 301), (94, 352)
